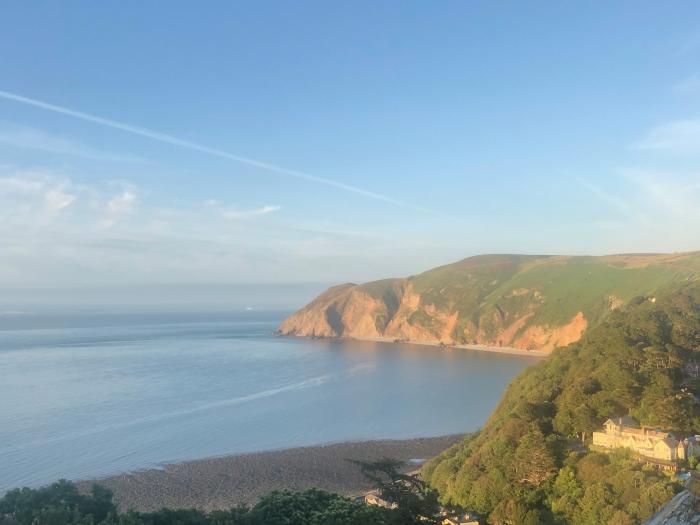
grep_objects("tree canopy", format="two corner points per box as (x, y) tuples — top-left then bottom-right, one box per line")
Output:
(423, 282), (700, 524)
(0, 461), (446, 525)
(0, 482), (394, 525)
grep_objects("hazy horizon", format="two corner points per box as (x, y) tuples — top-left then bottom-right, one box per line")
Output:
(6, 248), (698, 312)
(0, 282), (334, 313)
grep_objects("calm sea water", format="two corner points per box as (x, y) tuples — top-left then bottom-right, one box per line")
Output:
(0, 310), (540, 493)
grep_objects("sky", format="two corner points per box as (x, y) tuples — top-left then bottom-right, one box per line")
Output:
(1, 1), (700, 294)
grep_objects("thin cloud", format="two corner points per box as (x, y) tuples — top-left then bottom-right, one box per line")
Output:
(44, 188), (76, 213)
(0, 90), (435, 214)
(0, 122), (146, 163)
(673, 74), (700, 96)
(622, 169), (700, 218)
(0, 175), (44, 194)
(221, 205), (281, 220)
(576, 178), (633, 216)
(633, 118), (700, 154)
(0, 171), (76, 223)
(674, 32), (700, 56)
(100, 190), (137, 228)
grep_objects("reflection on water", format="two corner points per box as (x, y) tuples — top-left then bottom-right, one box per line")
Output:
(0, 310), (541, 492)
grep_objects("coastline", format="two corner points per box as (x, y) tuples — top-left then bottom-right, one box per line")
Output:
(285, 333), (549, 358)
(77, 435), (464, 512)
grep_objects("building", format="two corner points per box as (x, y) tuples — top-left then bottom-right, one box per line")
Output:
(442, 512), (480, 525)
(364, 492), (481, 523)
(364, 491), (397, 509)
(684, 435), (700, 458)
(592, 416), (689, 461)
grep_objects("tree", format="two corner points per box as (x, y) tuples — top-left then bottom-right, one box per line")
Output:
(513, 429), (556, 487)
(425, 284), (700, 521)
(352, 459), (442, 524)
(0, 482), (393, 525)
(489, 499), (544, 525)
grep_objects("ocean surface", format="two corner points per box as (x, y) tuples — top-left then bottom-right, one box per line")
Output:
(0, 309), (541, 493)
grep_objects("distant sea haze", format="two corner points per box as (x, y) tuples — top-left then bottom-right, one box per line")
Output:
(0, 309), (539, 493)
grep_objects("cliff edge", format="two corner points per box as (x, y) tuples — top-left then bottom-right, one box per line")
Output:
(278, 252), (700, 352)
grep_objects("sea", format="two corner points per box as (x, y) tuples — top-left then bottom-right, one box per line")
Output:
(0, 309), (541, 494)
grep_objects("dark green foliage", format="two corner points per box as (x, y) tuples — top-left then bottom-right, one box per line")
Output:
(0, 480), (115, 525)
(424, 283), (700, 524)
(548, 451), (677, 525)
(246, 489), (392, 525)
(351, 459), (442, 524)
(0, 483), (393, 525)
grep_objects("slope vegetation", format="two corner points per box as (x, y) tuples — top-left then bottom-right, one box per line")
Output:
(422, 281), (700, 524)
(279, 252), (700, 351)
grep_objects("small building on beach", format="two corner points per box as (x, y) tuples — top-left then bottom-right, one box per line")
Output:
(442, 512), (480, 525)
(364, 490), (397, 509)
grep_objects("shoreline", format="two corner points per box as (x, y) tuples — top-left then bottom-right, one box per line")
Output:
(283, 333), (549, 358)
(77, 435), (464, 512)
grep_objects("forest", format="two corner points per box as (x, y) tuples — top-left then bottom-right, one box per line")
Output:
(424, 282), (700, 524)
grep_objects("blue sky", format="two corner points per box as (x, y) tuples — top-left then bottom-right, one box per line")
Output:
(1, 1), (700, 288)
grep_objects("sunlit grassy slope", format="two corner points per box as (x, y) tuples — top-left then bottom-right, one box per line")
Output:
(280, 252), (700, 350)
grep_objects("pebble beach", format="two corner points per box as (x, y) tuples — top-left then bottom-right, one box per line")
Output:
(78, 435), (463, 512)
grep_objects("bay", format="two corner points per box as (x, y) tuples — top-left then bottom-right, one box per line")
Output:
(0, 310), (540, 493)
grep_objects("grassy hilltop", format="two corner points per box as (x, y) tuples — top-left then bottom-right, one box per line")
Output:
(279, 252), (700, 351)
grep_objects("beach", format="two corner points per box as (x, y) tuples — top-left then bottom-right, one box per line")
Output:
(318, 335), (551, 358)
(78, 435), (463, 512)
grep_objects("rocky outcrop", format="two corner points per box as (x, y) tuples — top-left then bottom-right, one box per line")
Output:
(643, 490), (700, 525)
(278, 279), (588, 351)
(277, 280), (407, 338)
(278, 252), (700, 353)
(513, 311), (588, 352)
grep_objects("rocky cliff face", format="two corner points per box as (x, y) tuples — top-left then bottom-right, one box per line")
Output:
(278, 279), (586, 351)
(643, 490), (700, 525)
(278, 252), (700, 352)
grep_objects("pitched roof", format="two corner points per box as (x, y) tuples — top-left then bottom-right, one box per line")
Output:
(605, 416), (640, 428)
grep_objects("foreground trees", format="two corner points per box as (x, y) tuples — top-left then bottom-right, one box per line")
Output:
(0, 462), (442, 525)
(0, 481), (396, 525)
(352, 459), (442, 524)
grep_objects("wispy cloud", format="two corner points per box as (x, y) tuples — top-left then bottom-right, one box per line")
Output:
(633, 118), (700, 155)
(0, 175), (44, 193)
(0, 171), (76, 217)
(221, 205), (281, 220)
(0, 90), (435, 214)
(0, 168), (428, 286)
(573, 168), (700, 254)
(674, 32), (700, 56)
(44, 188), (76, 213)
(673, 74), (700, 96)
(0, 122), (145, 163)
(576, 177), (634, 216)
(622, 169), (700, 218)
(99, 190), (137, 228)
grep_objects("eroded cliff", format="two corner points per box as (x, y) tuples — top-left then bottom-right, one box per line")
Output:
(278, 252), (700, 352)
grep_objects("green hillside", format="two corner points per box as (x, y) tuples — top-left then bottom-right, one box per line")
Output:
(409, 252), (700, 344)
(279, 251), (700, 352)
(423, 281), (700, 524)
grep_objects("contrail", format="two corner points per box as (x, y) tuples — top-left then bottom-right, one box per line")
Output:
(0, 89), (434, 213)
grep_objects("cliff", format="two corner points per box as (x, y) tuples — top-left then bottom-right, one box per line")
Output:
(278, 252), (700, 352)
(643, 490), (700, 525)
